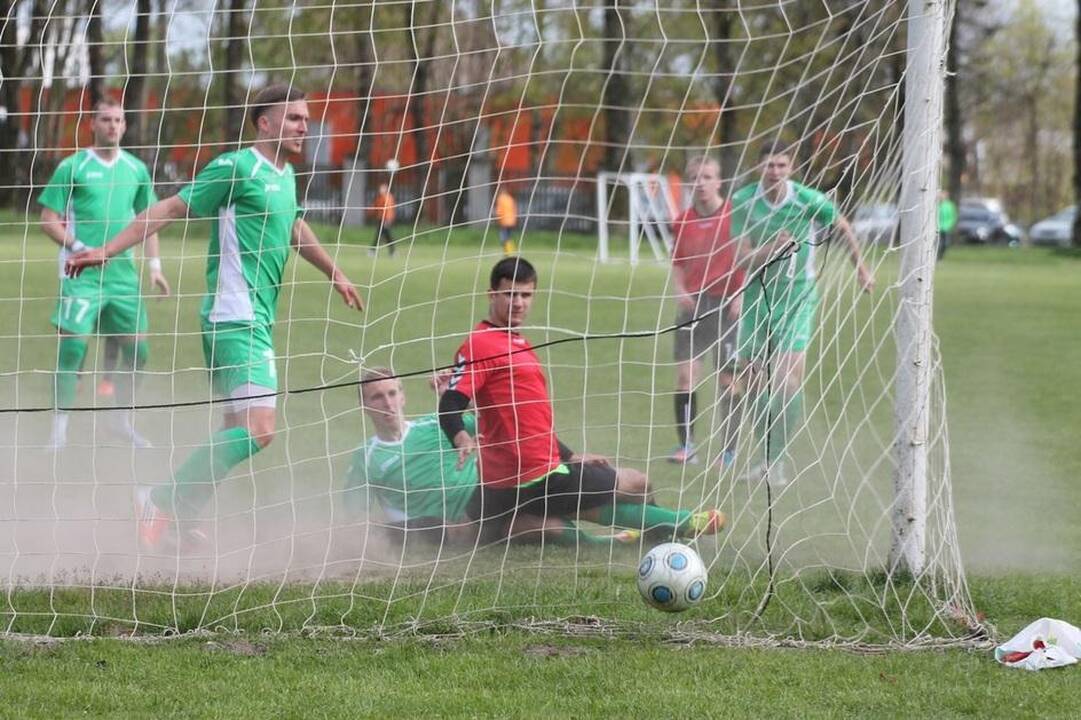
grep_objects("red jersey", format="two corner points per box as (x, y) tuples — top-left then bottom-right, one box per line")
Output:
(447, 321), (561, 488)
(671, 203), (744, 298)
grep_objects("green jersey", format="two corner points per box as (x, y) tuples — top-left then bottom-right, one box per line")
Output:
(38, 148), (156, 289)
(178, 148), (302, 327)
(343, 414), (478, 523)
(730, 181), (837, 291)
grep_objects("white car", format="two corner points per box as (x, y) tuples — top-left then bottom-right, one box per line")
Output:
(1029, 207), (1075, 248)
(851, 203), (898, 245)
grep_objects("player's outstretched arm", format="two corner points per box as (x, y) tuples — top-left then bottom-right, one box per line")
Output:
(143, 232), (171, 296)
(291, 218), (364, 311)
(65, 195), (189, 277)
(834, 214), (875, 293)
(734, 230), (796, 274)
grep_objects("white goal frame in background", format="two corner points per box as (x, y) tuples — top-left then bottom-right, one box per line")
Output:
(595, 171), (677, 265)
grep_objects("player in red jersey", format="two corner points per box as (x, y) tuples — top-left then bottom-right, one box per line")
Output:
(438, 257), (724, 542)
(668, 155), (745, 467)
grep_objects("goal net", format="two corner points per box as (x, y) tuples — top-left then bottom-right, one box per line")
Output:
(0, 0), (980, 647)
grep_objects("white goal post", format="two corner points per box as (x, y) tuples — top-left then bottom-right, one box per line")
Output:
(595, 171), (678, 265)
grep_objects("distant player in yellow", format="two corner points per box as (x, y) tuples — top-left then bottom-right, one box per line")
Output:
(495, 185), (518, 255)
(38, 97), (170, 449)
(370, 183), (397, 257)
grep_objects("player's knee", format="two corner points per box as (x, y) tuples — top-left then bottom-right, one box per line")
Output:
(508, 514), (553, 542)
(57, 335), (88, 371)
(245, 413), (276, 449)
(250, 426), (275, 449)
(616, 469), (649, 499)
(118, 339), (149, 371)
(675, 362), (697, 390)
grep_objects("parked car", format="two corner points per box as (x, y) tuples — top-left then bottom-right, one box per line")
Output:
(955, 199), (1024, 245)
(1029, 207), (1075, 248)
(851, 203), (898, 245)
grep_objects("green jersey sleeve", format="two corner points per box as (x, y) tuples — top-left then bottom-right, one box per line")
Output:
(809, 190), (837, 227)
(134, 163), (158, 213)
(38, 158), (74, 214)
(179, 154), (239, 217)
(463, 412), (477, 436)
(729, 187), (754, 238)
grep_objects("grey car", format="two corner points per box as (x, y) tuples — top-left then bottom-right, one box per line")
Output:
(1029, 207), (1075, 247)
(955, 199), (1024, 245)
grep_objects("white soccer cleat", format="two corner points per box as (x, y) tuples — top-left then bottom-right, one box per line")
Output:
(109, 412), (153, 449)
(744, 461), (789, 488)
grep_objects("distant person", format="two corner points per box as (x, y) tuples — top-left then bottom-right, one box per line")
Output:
(495, 185), (518, 255)
(371, 183), (397, 257)
(667, 155), (745, 467)
(38, 96), (171, 449)
(937, 191), (957, 260)
(730, 139), (874, 486)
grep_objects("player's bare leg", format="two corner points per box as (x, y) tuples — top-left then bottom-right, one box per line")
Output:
(138, 401), (274, 551)
(746, 350), (806, 487)
(108, 334), (152, 448)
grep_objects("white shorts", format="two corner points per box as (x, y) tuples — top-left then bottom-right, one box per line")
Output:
(224, 382), (278, 413)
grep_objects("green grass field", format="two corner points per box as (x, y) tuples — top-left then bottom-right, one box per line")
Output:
(2, 214), (1080, 716)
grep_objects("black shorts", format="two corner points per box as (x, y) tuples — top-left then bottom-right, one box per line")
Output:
(673, 293), (737, 369)
(465, 462), (619, 539)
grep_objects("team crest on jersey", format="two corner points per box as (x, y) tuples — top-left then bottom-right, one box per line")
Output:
(448, 352), (467, 391)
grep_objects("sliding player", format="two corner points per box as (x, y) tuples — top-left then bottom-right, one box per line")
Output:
(39, 97), (170, 449)
(731, 139), (874, 486)
(437, 257), (725, 541)
(67, 84), (364, 549)
(667, 155), (744, 467)
(345, 368), (645, 547)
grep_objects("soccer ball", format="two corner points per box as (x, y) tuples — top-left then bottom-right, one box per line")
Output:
(636, 542), (708, 613)
(385, 158), (400, 172)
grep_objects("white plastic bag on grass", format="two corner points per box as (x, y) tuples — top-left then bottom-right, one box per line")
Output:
(995, 618), (1081, 671)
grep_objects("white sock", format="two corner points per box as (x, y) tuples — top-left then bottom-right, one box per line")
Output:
(51, 412), (69, 446)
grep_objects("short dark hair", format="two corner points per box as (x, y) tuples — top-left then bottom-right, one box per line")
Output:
(358, 366), (396, 403)
(249, 83), (306, 129)
(93, 97), (124, 113)
(489, 256), (537, 290)
(758, 137), (795, 160)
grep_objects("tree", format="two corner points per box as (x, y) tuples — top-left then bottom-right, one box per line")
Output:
(1074, 0), (1081, 247)
(0, 0), (47, 205)
(124, 0), (151, 156)
(944, 0), (965, 208)
(87, 1), (105, 106)
(222, 0), (247, 146)
(601, 0), (632, 171)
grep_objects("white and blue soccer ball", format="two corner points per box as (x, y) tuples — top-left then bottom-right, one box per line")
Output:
(385, 158), (400, 172)
(636, 542), (708, 613)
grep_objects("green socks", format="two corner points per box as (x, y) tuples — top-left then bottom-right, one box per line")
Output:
(554, 520), (608, 546)
(596, 502), (690, 533)
(54, 335), (88, 409)
(756, 389), (803, 464)
(154, 427), (262, 518)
